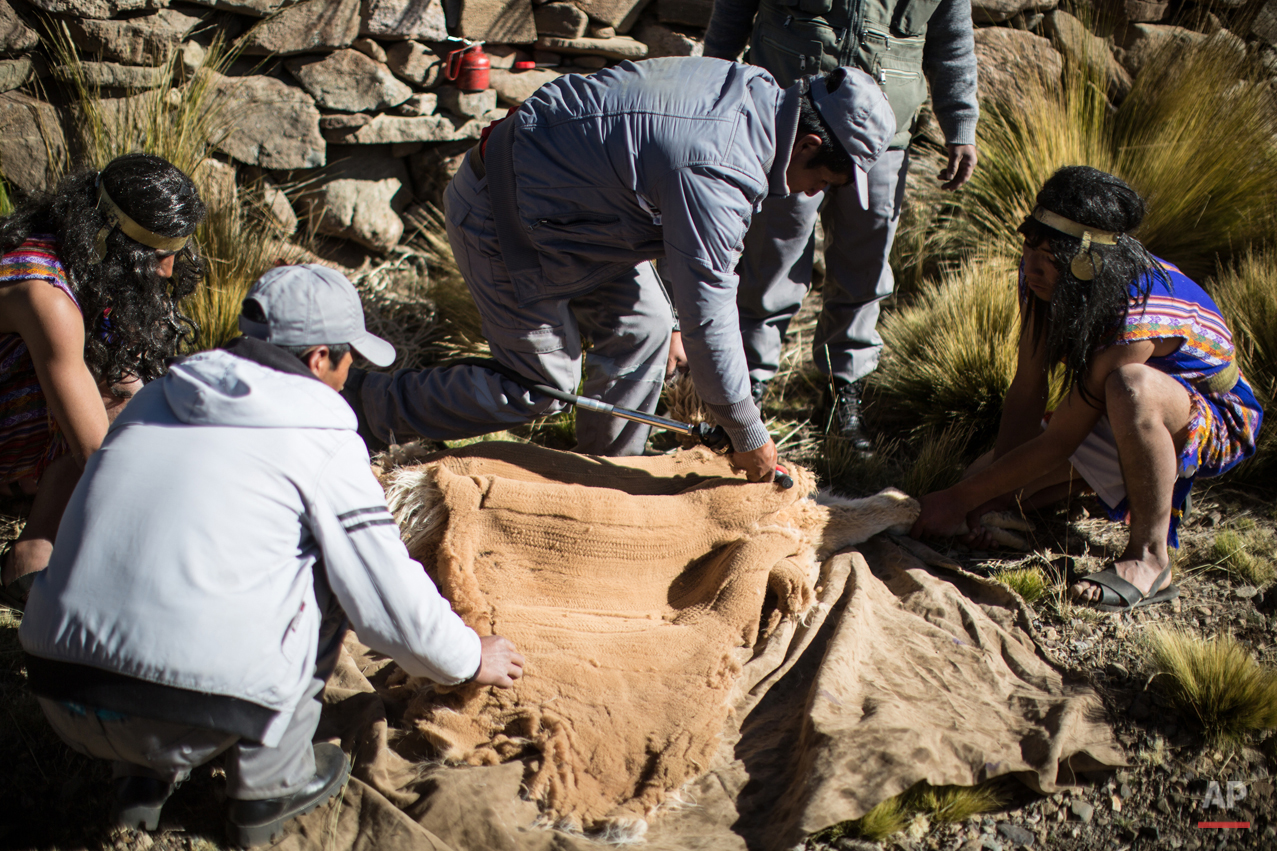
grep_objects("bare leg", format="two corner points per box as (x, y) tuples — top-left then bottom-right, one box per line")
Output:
(1071, 364), (1191, 603)
(2, 454), (81, 586)
(1, 377), (139, 593)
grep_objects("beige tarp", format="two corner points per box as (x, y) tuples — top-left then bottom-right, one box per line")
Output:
(277, 445), (1123, 851)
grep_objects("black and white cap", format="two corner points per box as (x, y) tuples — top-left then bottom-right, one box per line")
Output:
(809, 67), (896, 209)
(239, 264), (396, 367)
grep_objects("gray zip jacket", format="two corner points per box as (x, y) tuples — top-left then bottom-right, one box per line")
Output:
(490, 58), (801, 450)
(20, 348), (481, 747)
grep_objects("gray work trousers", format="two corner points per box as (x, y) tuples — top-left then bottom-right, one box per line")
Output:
(38, 572), (347, 802)
(358, 152), (673, 457)
(737, 148), (910, 385)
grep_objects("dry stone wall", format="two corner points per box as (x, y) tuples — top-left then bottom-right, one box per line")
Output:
(0, 0), (1274, 260)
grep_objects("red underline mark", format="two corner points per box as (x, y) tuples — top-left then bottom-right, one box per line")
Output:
(1197, 822), (1250, 829)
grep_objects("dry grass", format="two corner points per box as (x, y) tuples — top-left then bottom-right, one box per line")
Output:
(1210, 249), (1277, 485)
(808, 781), (1004, 845)
(868, 251), (1063, 454)
(942, 36), (1277, 281)
(992, 565), (1049, 606)
(1144, 627), (1277, 741)
(1205, 529), (1276, 588)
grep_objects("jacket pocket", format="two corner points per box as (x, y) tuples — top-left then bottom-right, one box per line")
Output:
(530, 212), (623, 246)
(750, 6), (839, 88)
(894, 0), (944, 37)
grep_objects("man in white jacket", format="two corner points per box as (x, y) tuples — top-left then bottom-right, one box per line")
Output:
(19, 265), (523, 846)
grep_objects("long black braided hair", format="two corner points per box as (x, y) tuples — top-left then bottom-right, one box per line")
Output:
(0, 153), (205, 384)
(1017, 166), (1170, 406)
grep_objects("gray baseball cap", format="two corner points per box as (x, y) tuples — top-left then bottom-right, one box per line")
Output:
(239, 264), (396, 367)
(809, 67), (896, 209)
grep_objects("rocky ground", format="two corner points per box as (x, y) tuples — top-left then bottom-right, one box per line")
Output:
(802, 483), (1277, 851)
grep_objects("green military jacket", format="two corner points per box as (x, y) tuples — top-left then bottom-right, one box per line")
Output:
(748, 0), (945, 148)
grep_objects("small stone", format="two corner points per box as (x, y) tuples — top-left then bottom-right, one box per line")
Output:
(1235, 585), (1258, 600)
(1110, 794), (1121, 813)
(1106, 662), (1129, 679)
(1156, 797), (1172, 816)
(534, 2), (588, 38)
(996, 822), (1035, 847)
(535, 34), (648, 60)
(385, 41), (442, 88)
(437, 85), (497, 117)
(353, 37), (388, 64)
(1043, 626), (1059, 642)
(1119, 782), (1132, 799)
(1041, 801), (1059, 817)
(1068, 800), (1094, 823)
(588, 24), (616, 38)
(393, 93), (438, 116)
(362, 0), (448, 41)
(1195, 605), (1212, 617)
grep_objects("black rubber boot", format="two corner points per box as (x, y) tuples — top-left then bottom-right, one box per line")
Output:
(827, 380), (874, 454)
(224, 743), (350, 848)
(112, 776), (177, 831)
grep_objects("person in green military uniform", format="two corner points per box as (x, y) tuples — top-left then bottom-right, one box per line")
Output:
(701, 0), (979, 451)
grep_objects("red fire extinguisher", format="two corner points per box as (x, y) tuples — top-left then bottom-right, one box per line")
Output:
(445, 42), (490, 92)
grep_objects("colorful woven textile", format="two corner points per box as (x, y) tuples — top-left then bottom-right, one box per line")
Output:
(0, 237), (78, 484)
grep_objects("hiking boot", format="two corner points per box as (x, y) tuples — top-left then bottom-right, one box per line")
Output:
(224, 743), (350, 848)
(825, 380), (874, 454)
(112, 776), (177, 831)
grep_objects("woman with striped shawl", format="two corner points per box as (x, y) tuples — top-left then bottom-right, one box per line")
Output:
(911, 166), (1262, 611)
(0, 154), (204, 609)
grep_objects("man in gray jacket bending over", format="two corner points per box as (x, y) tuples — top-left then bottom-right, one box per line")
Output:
(703, 0), (979, 450)
(345, 57), (895, 483)
(20, 265), (523, 846)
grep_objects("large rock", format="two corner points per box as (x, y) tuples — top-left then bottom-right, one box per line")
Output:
(237, 0), (362, 55)
(0, 91), (65, 196)
(299, 146), (411, 251)
(656, 0), (710, 28)
(286, 49), (413, 113)
(1121, 0), (1167, 23)
(25, 0), (162, 19)
(260, 181), (299, 236)
(535, 3), (588, 37)
(385, 39), (442, 86)
(0, 56), (35, 93)
(488, 66), (559, 104)
(1254, 0), (1277, 48)
(321, 111), (481, 143)
(1115, 23), (1203, 77)
(974, 27), (1061, 108)
(178, 0), (290, 15)
(191, 157), (238, 213)
(455, 0), (538, 43)
(0, 1), (38, 56)
(571, 0), (652, 31)
(1043, 10), (1131, 100)
(536, 33), (648, 58)
(971, 0), (1055, 25)
(65, 9), (204, 67)
(56, 62), (169, 90)
(362, 0), (449, 40)
(208, 73), (326, 169)
(633, 21), (701, 57)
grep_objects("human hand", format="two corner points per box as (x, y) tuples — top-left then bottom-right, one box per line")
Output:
(666, 330), (688, 379)
(909, 489), (971, 539)
(938, 144), (977, 191)
(474, 634), (524, 688)
(730, 439), (778, 483)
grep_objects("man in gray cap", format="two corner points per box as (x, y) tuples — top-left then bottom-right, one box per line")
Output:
(20, 264), (524, 845)
(346, 57), (895, 482)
